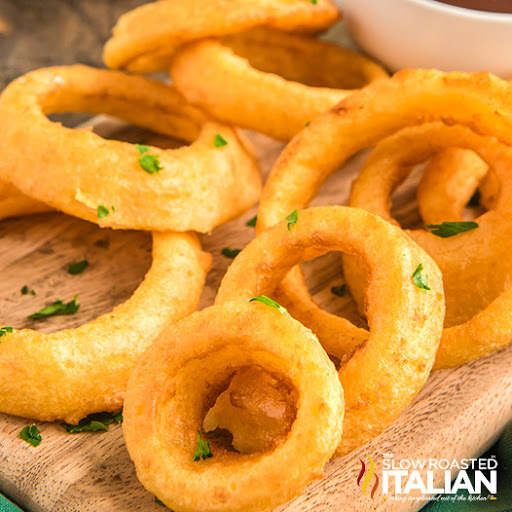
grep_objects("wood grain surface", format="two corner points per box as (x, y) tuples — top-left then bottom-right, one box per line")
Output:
(0, 2), (511, 512)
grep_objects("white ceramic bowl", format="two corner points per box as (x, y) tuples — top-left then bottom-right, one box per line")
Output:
(336, 0), (512, 79)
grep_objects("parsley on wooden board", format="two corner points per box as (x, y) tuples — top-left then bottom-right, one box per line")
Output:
(27, 295), (80, 320)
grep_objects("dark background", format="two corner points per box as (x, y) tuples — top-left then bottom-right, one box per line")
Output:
(0, 0), (149, 91)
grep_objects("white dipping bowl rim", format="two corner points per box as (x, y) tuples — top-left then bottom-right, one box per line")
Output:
(338, 0), (512, 77)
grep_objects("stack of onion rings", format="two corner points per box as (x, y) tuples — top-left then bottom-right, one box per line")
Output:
(103, 0), (340, 72)
(217, 206), (444, 456)
(0, 65), (260, 232)
(347, 122), (512, 369)
(0, 231), (210, 424)
(5, 3), (512, 509)
(257, 69), (512, 371)
(103, 0), (388, 141)
(123, 300), (343, 512)
(170, 28), (388, 141)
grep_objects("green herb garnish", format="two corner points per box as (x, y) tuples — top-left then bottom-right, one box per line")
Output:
(61, 410), (123, 433)
(0, 326), (13, 339)
(310, 0), (318, 4)
(139, 153), (162, 174)
(97, 205), (110, 218)
(426, 221), (478, 238)
(412, 264), (430, 293)
(135, 144), (162, 174)
(21, 285), (36, 295)
(28, 295), (80, 320)
(249, 295), (287, 314)
(193, 430), (213, 461)
(221, 247), (242, 259)
(213, 134), (228, 148)
(285, 209), (298, 231)
(68, 260), (89, 275)
(246, 215), (257, 227)
(331, 285), (346, 297)
(135, 144), (151, 155)
(154, 497), (167, 507)
(20, 424), (42, 447)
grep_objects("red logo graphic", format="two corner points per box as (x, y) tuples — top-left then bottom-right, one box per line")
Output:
(357, 456), (379, 499)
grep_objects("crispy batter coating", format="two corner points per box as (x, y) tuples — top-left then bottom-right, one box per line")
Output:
(171, 28), (387, 141)
(217, 206), (444, 456)
(0, 232), (210, 423)
(103, 0), (340, 72)
(123, 301), (343, 512)
(257, 70), (512, 372)
(0, 65), (261, 232)
(348, 122), (512, 369)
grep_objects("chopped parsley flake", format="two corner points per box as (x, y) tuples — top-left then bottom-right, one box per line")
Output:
(221, 247), (242, 259)
(68, 260), (89, 275)
(0, 326), (13, 339)
(139, 153), (162, 174)
(412, 264), (431, 293)
(213, 134), (228, 148)
(246, 215), (257, 227)
(285, 209), (298, 231)
(134, 144), (151, 155)
(426, 221), (478, 238)
(97, 205), (110, 218)
(135, 144), (162, 174)
(193, 430), (213, 461)
(20, 424), (42, 447)
(249, 295), (287, 314)
(61, 410), (123, 433)
(28, 295), (80, 320)
(21, 285), (36, 295)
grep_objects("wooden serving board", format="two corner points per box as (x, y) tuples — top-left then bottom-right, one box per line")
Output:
(0, 118), (511, 512)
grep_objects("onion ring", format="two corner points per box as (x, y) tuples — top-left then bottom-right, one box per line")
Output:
(346, 122), (512, 369)
(257, 70), (512, 371)
(0, 231), (210, 424)
(103, 0), (340, 72)
(0, 65), (261, 232)
(170, 28), (388, 141)
(216, 206), (444, 456)
(417, 147), (489, 224)
(123, 301), (343, 512)
(417, 147), (499, 225)
(0, 180), (51, 220)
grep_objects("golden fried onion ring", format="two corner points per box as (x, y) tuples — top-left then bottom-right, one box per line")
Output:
(0, 65), (260, 232)
(257, 70), (512, 371)
(216, 206), (444, 456)
(0, 232), (211, 424)
(103, 0), (340, 72)
(0, 180), (51, 220)
(347, 122), (512, 370)
(417, 148), (494, 224)
(123, 301), (343, 512)
(258, 70), (512, 230)
(171, 28), (388, 142)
